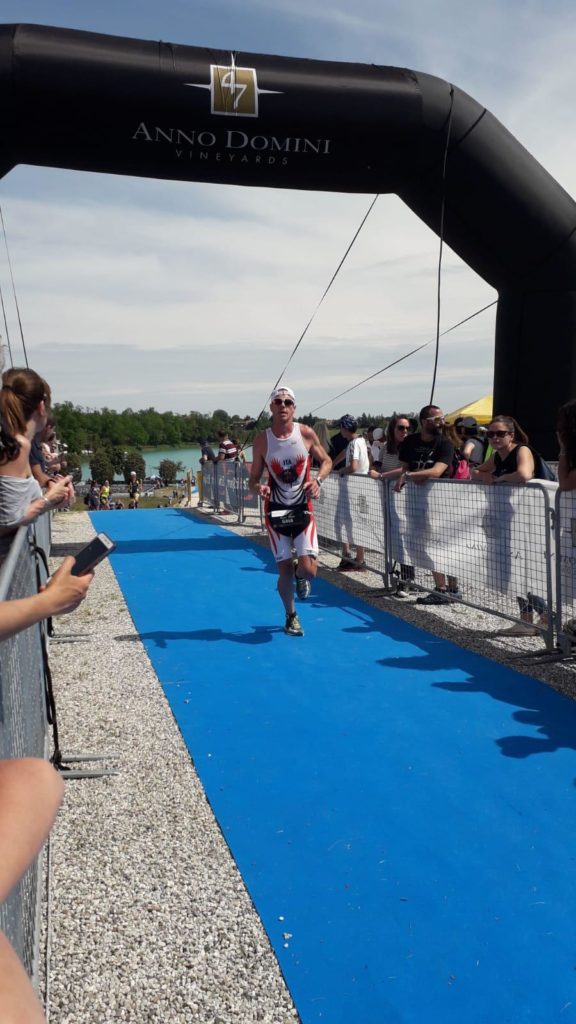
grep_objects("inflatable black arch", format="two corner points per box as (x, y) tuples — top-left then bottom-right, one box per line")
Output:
(1, 23), (575, 454)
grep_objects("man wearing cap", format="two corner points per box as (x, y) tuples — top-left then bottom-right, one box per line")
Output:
(199, 439), (217, 465)
(248, 386), (332, 637)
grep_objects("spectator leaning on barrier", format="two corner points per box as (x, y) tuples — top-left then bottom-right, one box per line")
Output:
(474, 415), (548, 636)
(337, 414), (370, 572)
(395, 404), (462, 605)
(370, 414), (416, 597)
(199, 438), (218, 465)
(557, 399), (576, 491)
(473, 416), (535, 485)
(0, 369), (74, 557)
(217, 430), (238, 461)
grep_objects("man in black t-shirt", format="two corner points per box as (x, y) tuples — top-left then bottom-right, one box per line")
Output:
(396, 404), (462, 605)
(200, 440), (218, 465)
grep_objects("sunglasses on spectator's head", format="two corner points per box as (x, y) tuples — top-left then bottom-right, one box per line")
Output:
(486, 429), (510, 438)
(272, 398), (294, 407)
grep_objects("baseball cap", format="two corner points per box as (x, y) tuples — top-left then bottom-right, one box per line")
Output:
(339, 414), (357, 432)
(270, 386), (296, 403)
(372, 427), (384, 441)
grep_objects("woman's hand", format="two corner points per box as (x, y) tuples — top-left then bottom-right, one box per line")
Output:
(40, 556), (93, 614)
(44, 475), (74, 509)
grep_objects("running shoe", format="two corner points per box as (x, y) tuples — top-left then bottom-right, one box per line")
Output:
(284, 612), (304, 636)
(296, 576), (311, 600)
(336, 557), (355, 571)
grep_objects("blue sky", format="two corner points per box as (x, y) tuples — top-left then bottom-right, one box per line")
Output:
(1, 0), (575, 418)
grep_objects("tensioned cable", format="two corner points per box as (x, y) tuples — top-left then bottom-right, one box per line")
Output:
(248, 194), (380, 430)
(429, 87), (454, 404)
(311, 298), (496, 414)
(0, 205), (28, 368)
(0, 283), (14, 367)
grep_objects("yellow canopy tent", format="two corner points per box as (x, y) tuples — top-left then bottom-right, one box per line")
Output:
(445, 395), (493, 425)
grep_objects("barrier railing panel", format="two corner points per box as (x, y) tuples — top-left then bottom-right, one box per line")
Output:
(387, 479), (554, 639)
(555, 489), (576, 652)
(0, 526), (48, 982)
(315, 474), (387, 577)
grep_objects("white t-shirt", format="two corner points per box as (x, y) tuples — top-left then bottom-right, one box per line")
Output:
(370, 441), (382, 461)
(346, 436), (370, 475)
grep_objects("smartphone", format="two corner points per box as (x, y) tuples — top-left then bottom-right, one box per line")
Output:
(71, 532), (116, 576)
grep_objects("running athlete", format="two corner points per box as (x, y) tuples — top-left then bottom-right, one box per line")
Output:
(249, 387), (332, 636)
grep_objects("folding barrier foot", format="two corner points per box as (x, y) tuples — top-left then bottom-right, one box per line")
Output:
(53, 752), (121, 780)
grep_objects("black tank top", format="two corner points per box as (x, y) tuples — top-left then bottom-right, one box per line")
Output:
(493, 445), (524, 477)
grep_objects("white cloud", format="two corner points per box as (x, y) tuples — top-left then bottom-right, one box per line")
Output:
(0, 0), (572, 419)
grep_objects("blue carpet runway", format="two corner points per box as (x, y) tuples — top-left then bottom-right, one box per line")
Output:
(92, 508), (576, 1023)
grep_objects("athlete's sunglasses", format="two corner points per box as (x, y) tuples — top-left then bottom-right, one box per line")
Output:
(272, 398), (294, 407)
(486, 429), (510, 438)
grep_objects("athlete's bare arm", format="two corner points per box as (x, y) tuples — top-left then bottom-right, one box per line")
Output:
(300, 426), (332, 499)
(248, 432), (271, 499)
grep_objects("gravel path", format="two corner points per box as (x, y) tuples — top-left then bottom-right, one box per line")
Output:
(43, 507), (576, 1023)
(45, 511), (298, 1024)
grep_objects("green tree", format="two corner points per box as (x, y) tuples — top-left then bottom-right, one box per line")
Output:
(157, 459), (184, 485)
(64, 451), (83, 483)
(123, 450), (146, 483)
(104, 445), (126, 474)
(89, 449), (115, 485)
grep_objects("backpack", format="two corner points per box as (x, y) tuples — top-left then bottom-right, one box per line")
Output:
(449, 450), (471, 480)
(530, 448), (557, 482)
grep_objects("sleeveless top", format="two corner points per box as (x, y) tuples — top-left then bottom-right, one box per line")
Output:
(265, 423), (311, 508)
(0, 474), (42, 555)
(493, 445), (529, 478)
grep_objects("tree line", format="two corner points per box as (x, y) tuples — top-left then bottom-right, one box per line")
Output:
(53, 402), (396, 455)
(52, 402), (258, 454)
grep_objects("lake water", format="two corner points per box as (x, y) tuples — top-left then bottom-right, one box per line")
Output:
(79, 445), (252, 481)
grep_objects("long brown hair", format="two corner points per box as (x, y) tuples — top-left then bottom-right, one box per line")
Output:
(0, 369), (50, 435)
(0, 368), (51, 465)
(385, 414), (413, 455)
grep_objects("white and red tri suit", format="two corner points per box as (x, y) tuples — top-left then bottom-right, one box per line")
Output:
(264, 422), (319, 563)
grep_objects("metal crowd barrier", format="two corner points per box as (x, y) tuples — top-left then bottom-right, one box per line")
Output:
(298, 474), (557, 649)
(198, 461), (258, 523)
(555, 489), (576, 655)
(386, 478), (556, 648)
(0, 524), (49, 985)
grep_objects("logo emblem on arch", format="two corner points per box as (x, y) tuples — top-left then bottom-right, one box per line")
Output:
(185, 63), (282, 117)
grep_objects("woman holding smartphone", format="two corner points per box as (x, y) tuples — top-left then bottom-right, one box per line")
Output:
(0, 368), (74, 555)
